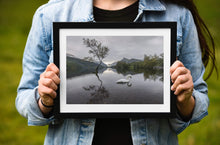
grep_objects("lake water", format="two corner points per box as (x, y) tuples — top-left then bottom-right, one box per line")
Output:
(67, 68), (163, 104)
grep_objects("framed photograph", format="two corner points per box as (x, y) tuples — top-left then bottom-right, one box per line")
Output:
(53, 22), (176, 118)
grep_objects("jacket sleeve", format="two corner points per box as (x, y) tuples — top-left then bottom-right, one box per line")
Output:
(169, 8), (209, 134)
(16, 8), (55, 126)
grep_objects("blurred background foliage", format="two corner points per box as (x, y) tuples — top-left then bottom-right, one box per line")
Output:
(0, 0), (219, 145)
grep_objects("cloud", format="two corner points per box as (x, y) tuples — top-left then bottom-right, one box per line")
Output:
(67, 36), (163, 63)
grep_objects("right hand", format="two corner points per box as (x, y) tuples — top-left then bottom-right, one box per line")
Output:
(38, 63), (60, 114)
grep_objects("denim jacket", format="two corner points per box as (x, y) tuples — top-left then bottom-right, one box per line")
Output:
(16, 0), (209, 145)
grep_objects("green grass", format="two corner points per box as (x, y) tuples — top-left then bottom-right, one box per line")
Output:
(178, 0), (220, 144)
(0, 1), (48, 145)
(0, 0), (219, 145)
(178, 49), (220, 145)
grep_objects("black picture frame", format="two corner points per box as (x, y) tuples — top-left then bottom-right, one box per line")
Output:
(53, 22), (176, 118)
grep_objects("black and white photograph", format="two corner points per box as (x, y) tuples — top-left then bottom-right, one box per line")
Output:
(66, 36), (164, 104)
(53, 22), (176, 117)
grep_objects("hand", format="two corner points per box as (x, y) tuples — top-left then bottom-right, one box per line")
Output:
(38, 63), (60, 114)
(170, 60), (195, 120)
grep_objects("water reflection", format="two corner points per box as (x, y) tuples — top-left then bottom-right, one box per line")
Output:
(82, 85), (109, 104)
(68, 67), (163, 82)
(82, 70), (110, 104)
(67, 68), (163, 104)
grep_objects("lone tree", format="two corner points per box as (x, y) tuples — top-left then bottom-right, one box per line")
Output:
(83, 38), (109, 73)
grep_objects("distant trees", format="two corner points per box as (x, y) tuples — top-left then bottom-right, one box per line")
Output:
(115, 54), (163, 72)
(83, 38), (109, 73)
(115, 54), (163, 81)
(143, 54), (163, 69)
(116, 61), (129, 70)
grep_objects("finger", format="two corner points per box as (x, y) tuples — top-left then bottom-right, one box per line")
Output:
(44, 71), (60, 85)
(40, 78), (58, 91)
(171, 74), (188, 91)
(174, 80), (193, 95)
(38, 84), (57, 99)
(46, 63), (60, 76)
(171, 67), (189, 82)
(170, 60), (184, 75)
(40, 71), (46, 79)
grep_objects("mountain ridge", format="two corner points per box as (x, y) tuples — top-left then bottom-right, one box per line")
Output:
(108, 57), (142, 67)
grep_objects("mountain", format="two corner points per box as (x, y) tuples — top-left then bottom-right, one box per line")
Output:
(66, 53), (75, 58)
(67, 54), (108, 67)
(120, 57), (142, 63)
(108, 62), (117, 67)
(67, 56), (107, 78)
(109, 57), (142, 67)
(93, 60), (108, 68)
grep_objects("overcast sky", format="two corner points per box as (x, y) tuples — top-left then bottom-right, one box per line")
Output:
(67, 36), (163, 65)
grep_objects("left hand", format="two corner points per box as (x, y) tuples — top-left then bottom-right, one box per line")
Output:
(170, 60), (195, 119)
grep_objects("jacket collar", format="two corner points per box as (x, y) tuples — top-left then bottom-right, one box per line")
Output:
(68, 0), (166, 22)
(139, 0), (166, 11)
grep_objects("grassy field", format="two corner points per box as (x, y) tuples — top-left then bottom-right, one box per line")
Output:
(0, 0), (219, 145)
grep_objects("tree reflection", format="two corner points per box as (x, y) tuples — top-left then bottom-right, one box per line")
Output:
(81, 38), (110, 104)
(116, 68), (163, 82)
(83, 84), (109, 104)
(143, 69), (163, 81)
(82, 74), (109, 104)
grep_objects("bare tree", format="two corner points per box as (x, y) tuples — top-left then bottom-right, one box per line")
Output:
(83, 38), (109, 73)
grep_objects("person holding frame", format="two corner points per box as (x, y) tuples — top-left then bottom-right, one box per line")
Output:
(16, 0), (217, 145)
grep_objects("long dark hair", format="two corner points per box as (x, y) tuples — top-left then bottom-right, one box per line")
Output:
(162, 0), (217, 80)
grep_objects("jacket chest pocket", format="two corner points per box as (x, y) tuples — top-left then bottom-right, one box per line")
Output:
(45, 45), (53, 63)
(48, 49), (53, 63)
(176, 24), (182, 58)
